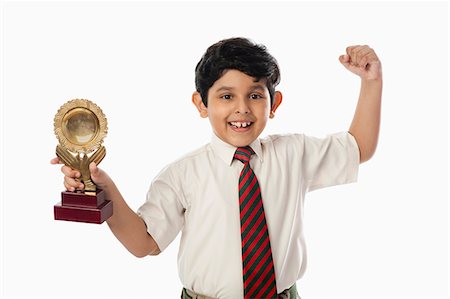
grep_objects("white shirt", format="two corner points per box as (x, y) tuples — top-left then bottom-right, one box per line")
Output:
(137, 132), (359, 298)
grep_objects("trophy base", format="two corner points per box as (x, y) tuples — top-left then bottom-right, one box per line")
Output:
(54, 190), (113, 224)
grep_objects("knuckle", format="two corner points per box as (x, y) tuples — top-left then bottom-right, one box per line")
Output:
(61, 166), (72, 175)
(64, 176), (76, 186)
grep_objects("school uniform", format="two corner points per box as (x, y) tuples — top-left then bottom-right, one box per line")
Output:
(137, 132), (360, 299)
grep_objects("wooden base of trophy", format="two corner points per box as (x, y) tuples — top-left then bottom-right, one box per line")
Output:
(54, 189), (113, 224)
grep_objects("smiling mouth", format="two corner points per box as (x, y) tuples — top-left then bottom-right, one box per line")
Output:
(228, 121), (253, 129)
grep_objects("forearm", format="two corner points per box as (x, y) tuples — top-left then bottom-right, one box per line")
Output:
(349, 78), (382, 163)
(104, 182), (160, 257)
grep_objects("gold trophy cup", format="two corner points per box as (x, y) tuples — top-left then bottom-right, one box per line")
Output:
(53, 99), (112, 224)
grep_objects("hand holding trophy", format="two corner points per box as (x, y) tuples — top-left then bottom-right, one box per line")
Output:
(53, 99), (113, 224)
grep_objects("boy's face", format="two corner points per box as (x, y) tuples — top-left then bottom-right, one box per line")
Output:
(193, 69), (282, 147)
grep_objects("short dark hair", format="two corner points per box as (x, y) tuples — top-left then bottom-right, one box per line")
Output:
(195, 37), (280, 107)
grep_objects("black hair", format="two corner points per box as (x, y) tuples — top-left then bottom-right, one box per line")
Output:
(195, 37), (280, 107)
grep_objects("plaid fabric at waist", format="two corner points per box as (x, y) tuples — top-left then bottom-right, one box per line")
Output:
(181, 283), (298, 299)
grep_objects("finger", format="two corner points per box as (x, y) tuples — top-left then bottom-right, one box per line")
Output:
(346, 45), (359, 56)
(64, 175), (83, 191)
(346, 46), (360, 65)
(353, 46), (372, 67)
(64, 182), (84, 192)
(64, 181), (75, 192)
(352, 46), (367, 66)
(61, 165), (80, 178)
(347, 45), (367, 66)
(339, 54), (350, 63)
(64, 181), (80, 192)
(348, 45), (373, 67)
(50, 157), (61, 164)
(339, 55), (353, 70)
(358, 53), (372, 70)
(359, 51), (378, 70)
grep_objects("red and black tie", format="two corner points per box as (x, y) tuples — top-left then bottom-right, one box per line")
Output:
(234, 146), (277, 299)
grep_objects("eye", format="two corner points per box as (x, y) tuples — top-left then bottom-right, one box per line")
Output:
(250, 93), (263, 100)
(221, 94), (232, 100)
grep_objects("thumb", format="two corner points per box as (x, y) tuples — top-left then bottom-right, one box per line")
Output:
(89, 162), (99, 177)
(339, 54), (350, 67)
(88, 162), (111, 188)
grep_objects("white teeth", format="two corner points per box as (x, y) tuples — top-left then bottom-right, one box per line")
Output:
(230, 121), (252, 128)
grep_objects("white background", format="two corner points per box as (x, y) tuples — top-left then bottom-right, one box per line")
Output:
(1, 1), (448, 298)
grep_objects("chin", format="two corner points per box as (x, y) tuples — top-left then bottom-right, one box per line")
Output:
(216, 128), (262, 147)
(229, 136), (256, 147)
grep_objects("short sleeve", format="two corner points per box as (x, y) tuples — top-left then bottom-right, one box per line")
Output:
(303, 131), (360, 192)
(137, 165), (185, 252)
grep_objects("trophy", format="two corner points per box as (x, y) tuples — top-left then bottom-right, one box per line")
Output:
(53, 99), (113, 224)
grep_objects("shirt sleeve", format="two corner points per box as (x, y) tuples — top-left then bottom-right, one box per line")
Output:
(137, 164), (185, 252)
(302, 131), (360, 192)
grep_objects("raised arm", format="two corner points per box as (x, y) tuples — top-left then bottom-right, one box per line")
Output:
(339, 45), (382, 163)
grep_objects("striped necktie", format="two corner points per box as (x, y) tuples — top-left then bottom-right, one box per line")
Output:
(234, 146), (277, 299)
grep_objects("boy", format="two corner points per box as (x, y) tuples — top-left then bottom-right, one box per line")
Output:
(52, 37), (382, 298)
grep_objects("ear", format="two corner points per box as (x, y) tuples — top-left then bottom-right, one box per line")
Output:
(269, 91), (283, 119)
(192, 92), (208, 118)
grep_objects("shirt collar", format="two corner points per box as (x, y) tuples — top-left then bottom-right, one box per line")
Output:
(210, 133), (263, 166)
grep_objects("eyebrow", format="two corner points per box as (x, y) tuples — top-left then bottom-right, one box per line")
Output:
(250, 85), (266, 92)
(216, 86), (234, 92)
(215, 85), (266, 93)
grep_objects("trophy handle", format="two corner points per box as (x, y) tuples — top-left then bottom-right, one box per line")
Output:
(56, 145), (77, 169)
(80, 146), (105, 192)
(56, 145), (106, 192)
(90, 145), (106, 165)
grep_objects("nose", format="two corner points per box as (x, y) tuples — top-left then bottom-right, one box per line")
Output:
(235, 98), (250, 114)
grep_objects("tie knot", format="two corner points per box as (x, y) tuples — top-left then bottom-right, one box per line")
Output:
(234, 146), (255, 164)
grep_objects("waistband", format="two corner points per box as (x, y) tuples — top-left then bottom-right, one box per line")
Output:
(181, 283), (298, 299)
